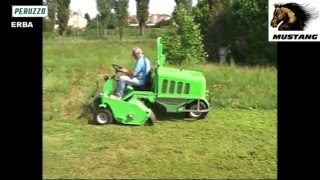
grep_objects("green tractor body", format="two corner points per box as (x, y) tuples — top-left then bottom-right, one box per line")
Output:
(93, 37), (210, 126)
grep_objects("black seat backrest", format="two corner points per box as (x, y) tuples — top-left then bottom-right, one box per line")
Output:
(145, 68), (153, 89)
(132, 69), (153, 91)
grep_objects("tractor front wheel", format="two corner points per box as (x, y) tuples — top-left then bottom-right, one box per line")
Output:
(94, 109), (114, 125)
(145, 111), (156, 126)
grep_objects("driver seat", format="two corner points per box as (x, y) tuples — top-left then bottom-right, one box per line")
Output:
(132, 69), (153, 91)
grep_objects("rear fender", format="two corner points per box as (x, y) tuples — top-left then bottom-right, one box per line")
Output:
(200, 98), (210, 109)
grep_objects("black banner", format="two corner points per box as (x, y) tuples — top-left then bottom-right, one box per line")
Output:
(4, 0), (42, 179)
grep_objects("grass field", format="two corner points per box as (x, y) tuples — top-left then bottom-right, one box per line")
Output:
(43, 36), (277, 179)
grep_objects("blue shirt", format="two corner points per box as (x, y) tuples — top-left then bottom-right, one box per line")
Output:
(134, 55), (151, 83)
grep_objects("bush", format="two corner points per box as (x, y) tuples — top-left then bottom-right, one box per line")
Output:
(154, 19), (173, 28)
(43, 32), (57, 40)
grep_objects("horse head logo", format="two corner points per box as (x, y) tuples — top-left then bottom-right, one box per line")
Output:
(271, 3), (318, 31)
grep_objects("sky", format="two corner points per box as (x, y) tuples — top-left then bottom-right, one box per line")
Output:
(70, 0), (197, 17)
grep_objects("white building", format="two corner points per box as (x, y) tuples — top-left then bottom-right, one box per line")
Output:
(52, 12), (88, 30)
(68, 12), (88, 29)
(128, 14), (171, 27)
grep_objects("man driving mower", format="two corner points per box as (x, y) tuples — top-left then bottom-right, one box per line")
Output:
(110, 47), (151, 100)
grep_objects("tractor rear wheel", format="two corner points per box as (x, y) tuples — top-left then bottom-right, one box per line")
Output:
(94, 109), (114, 125)
(186, 101), (208, 119)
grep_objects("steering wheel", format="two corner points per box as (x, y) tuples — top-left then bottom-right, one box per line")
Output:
(112, 64), (123, 73)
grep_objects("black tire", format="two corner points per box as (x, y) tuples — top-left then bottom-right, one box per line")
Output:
(185, 101), (208, 119)
(93, 109), (114, 125)
(145, 111), (156, 126)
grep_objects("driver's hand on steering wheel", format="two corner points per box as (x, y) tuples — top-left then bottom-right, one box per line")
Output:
(119, 67), (128, 73)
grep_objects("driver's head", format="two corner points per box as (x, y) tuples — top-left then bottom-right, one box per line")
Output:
(132, 47), (142, 60)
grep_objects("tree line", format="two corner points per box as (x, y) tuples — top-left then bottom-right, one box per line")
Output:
(44, 0), (147, 40)
(195, 0), (276, 66)
(162, 0), (276, 66)
(44, 0), (276, 66)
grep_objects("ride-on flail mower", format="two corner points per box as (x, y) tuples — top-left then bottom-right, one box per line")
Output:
(92, 37), (210, 126)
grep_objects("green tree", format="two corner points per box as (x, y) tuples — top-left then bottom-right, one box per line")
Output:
(97, 0), (114, 37)
(114, 0), (129, 41)
(193, 0), (276, 65)
(193, 0), (225, 61)
(223, 0), (276, 65)
(46, 0), (57, 32)
(108, 13), (117, 29)
(174, 0), (193, 14)
(57, 0), (70, 36)
(163, 3), (207, 65)
(84, 13), (91, 22)
(136, 0), (150, 36)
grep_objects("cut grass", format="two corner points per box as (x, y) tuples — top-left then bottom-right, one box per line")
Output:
(43, 108), (276, 179)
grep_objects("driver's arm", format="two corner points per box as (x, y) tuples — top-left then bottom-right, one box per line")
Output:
(120, 69), (137, 77)
(120, 60), (142, 78)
